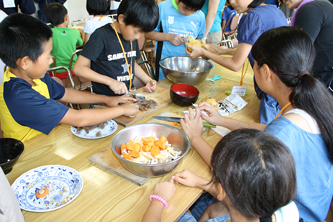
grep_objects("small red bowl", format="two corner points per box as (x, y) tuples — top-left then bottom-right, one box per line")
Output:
(170, 83), (199, 106)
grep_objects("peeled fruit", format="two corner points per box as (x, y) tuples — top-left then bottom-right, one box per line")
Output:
(185, 36), (203, 52)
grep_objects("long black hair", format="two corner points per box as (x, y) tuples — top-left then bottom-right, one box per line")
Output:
(252, 26), (333, 163)
(211, 129), (297, 218)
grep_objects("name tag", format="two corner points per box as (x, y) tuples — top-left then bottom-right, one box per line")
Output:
(3, 0), (15, 8)
(231, 85), (247, 96)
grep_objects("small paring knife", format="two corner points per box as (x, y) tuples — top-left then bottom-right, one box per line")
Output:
(152, 116), (216, 128)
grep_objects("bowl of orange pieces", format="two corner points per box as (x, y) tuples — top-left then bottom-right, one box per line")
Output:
(111, 123), (191, 177)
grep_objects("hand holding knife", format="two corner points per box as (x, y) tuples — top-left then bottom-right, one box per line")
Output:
(153, 116), (216, 128)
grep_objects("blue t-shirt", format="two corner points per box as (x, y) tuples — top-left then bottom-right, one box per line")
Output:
(237, 5), (288, 67)
(237, 5), (287, 124)
(265, 117), (333, 222)
(201, 0), (226, 33)
(155, 0), (206, 80)
(222, 7), (237, 33)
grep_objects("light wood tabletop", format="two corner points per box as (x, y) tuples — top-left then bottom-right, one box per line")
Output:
(6, 60), (260, 222)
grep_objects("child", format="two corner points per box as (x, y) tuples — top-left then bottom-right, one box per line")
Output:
(286, 0), (333, 89)
(73, 0), (159, 97)
(181, 27), (333, 222)
(221, 4), (236, 34)
(187, 0), (288, 124)
(84, 0), (113, 45)
(0, 13), (139, 142)
(201, 0), (226, 44)
(142, 129), (299, 222)
(45, 2), (83, 82)
(145, 0), (206, 81)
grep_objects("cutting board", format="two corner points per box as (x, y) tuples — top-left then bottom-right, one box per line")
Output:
(89, 146), (150, 186)
(114, 85), (172, 127)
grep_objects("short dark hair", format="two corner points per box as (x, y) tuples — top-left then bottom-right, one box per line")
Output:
(252, 26), (333, 163)
(0, 14), (52, 68)
(117, 0), (159, 32)
(44, 2), (68, 26)
(211, 129), (297, 218)
(179, 0), (205, 11)
(86, 0), (111, 16)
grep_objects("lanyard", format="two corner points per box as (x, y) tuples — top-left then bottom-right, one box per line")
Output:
(112, 22), (133, 91)
(274, 102), (291, 120)
(240, 62), (249, 86)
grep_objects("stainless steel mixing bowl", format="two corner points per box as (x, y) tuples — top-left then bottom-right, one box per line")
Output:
(111, 123), (191, 178)
(160, 56), (213, 85)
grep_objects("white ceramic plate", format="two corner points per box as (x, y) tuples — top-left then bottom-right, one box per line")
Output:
(12, 165), (84, 212)
(71, 119), (118, 139)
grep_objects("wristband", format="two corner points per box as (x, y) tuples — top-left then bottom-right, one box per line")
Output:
(203, 37), (207, 41)
(149, 194), (168, 208)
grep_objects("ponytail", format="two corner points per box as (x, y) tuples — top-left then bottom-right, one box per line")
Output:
(252, 26), (333, 163)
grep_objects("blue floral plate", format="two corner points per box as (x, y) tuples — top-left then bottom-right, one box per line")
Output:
(11, 165), (84, 212)
(71, 119), (118, 139)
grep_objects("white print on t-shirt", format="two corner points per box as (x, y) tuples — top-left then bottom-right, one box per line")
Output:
(191, 21), (198, 28)
(168, 16), (174, 24)
(117, 74), (134, 82)
(107, 51), (137, 61)
(168, 28), (194, 38)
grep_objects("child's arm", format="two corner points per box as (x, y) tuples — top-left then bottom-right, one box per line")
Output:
(134, 63), (156, 93)
(187, 43), (252, 72)
(173, 170), (220, 198)
(204, 0), (220, 39)
(180, 107), (215, 166)
(59, 88), (136, 107)
(73, 55), (129, 95)
(142, 178), (175, 222)
(198, 102), (266, 130)
(180, 105), (266, 166)
(145, 31), (184, 46)
(58, 88), (139, 127)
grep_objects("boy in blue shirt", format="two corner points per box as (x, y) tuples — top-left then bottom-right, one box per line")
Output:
(73, 0), (159, 97)
(0, 14), (139, 142)
(145, 0), (206, 81)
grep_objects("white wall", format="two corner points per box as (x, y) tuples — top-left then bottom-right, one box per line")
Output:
(64, 0), (91, 26)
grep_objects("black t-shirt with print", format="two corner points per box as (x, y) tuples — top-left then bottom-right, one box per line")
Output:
(81, 24), (140, 96)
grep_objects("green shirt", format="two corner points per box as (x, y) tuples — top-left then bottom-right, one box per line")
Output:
(51, 27), (83, 72)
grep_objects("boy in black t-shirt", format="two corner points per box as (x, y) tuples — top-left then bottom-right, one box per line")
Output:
(73, 0), (159, 97)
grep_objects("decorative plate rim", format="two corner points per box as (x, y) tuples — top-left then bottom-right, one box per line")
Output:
(11, 165), (84, 212)
(71, 119), (118, 139)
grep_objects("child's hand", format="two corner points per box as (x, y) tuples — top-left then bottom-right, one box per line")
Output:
(144, 80), (157, 93)
(173, 169), (204, 188)
(153, 178), (176, 202)
(121, 102), (139, 117)
(186, 45), (204, 58)
(104, 96), (137, 107)
(169, 34), (185, 46)
(198, 102), (223, 126)
(180, 107), (203, 141)
(108, 79), (128, 96)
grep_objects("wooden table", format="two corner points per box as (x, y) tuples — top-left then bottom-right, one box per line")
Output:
(6, 60), (259, 222)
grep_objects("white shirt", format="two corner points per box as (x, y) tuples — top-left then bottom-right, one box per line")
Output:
(83, 16), (113, 34)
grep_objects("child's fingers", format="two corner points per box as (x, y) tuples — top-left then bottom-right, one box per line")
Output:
(169, 177), (174, 184)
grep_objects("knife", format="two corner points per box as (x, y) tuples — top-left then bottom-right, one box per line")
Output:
(153, 116), (216, 128)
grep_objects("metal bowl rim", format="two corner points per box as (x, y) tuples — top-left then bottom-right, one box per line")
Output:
(110, 123), (191, 167)
(159, 56), (214, 73)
